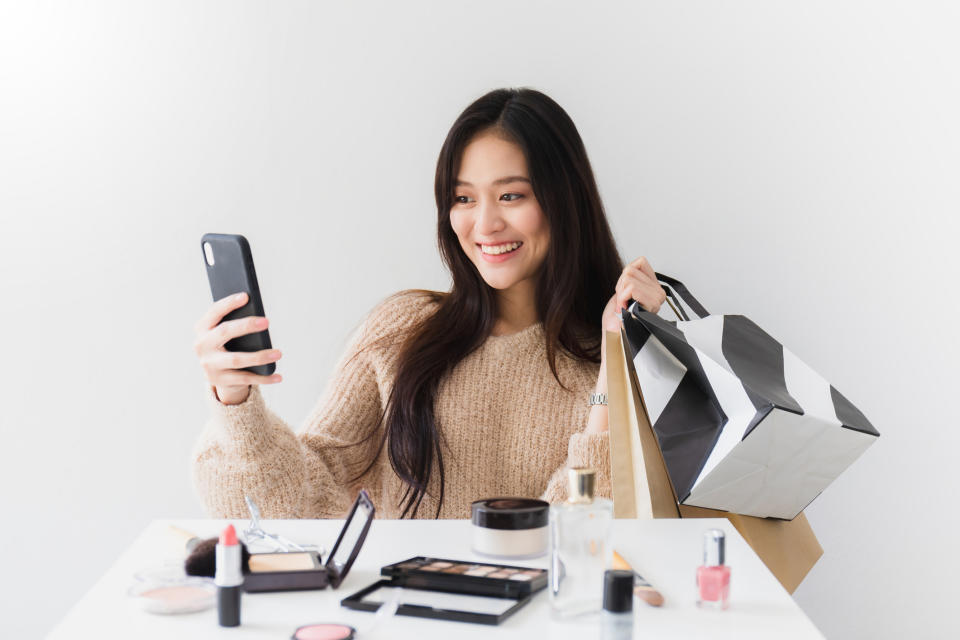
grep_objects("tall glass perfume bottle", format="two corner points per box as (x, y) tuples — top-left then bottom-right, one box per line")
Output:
(549, 467), (613, 618)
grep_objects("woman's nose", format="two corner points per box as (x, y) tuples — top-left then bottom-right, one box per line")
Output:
(475, 198), (505, 235)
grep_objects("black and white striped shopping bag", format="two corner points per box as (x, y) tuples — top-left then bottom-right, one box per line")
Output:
(621, 274), (879, 520)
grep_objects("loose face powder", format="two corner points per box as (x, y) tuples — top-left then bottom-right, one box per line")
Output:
(471, 498), (549, 558)
(133, 583), (215, 614)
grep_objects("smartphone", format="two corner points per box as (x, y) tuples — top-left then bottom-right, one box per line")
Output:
(200, 233), (275, 376)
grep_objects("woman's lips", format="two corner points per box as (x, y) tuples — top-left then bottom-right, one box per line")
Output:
(478, 242), (523, 263)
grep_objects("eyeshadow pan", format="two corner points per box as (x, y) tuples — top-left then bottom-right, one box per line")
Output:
(508, 574), (532, 581)
(486, 571), (509, 578)
(500, 569), (518, 575)
(464, 567), (494, 576)
(419, 565), (442, 571)
(430, 561), (454, 569)
(441, 565), (469, 574)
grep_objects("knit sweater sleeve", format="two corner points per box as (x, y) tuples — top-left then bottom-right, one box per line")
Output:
(540, 429), (612, 503)
(191, 290), (438, 519)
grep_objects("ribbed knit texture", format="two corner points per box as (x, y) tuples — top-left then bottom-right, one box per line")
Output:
(192, 290), (610, 519)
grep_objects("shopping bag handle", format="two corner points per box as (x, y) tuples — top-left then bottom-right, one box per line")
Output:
(632, 273), (710, 320)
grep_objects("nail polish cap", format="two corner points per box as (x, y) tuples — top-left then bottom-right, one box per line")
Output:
(703, 529), (725, 566)
(603, 569), (634, 613)
(567, 467), (596, 504)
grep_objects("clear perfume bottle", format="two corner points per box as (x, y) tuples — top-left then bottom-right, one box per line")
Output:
(549, 467), (613, 618)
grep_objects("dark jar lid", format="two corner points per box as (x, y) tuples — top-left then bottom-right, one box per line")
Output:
(471, 498), (549, 530)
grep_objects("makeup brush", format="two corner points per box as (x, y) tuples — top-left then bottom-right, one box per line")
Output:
(612, 550), (665, 607)
(185, 536), (251, 578)
(168, 525), (204, 553)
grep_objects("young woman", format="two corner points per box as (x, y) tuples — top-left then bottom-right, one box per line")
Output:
(192, 88), (667, 519)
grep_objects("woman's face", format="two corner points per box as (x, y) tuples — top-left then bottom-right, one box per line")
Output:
(449, 132), (551, 295)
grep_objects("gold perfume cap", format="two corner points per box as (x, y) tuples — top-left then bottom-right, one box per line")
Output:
(567, 467), (596, 504)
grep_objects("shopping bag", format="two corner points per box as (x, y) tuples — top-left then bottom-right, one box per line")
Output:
(620, 274), (879, 520)
(607, 326), (824, 593)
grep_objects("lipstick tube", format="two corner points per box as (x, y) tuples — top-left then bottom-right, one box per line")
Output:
(215, 524), (243, 627)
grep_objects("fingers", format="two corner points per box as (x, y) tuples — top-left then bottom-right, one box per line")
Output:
(617, 280), (664, 313)
(195, 315), (269, 355)
(616, 257), (667, 313)
(195, 292), (249, 333)
(629, 256), (657, 281)
(208, 348), (282, 372)
(217, 371), (283, 387)
(201, 349), (283, 387)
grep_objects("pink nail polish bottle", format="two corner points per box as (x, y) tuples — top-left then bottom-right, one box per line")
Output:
(696, 529), (730, 610)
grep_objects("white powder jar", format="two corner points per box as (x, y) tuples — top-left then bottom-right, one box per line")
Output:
(471, 498), (550, 559)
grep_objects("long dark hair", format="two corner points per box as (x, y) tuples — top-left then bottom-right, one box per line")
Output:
(360, 88), (624, 517)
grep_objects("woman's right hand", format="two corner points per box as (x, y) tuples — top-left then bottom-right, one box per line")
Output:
(193, 292), (283, 405)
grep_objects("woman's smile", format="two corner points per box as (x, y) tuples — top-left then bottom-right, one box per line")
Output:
(478, 241), (523, 261)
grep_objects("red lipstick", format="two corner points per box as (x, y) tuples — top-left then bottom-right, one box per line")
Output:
(215, 524), (243, 626)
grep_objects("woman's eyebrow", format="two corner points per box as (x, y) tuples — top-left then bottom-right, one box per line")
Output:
(455, 176), (531, 187)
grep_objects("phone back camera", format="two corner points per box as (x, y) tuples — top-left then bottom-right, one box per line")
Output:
(203, 242), (215, 266)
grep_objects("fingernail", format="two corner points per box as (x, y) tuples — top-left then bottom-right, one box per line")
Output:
(257, 318), (268, 328)
(234, 292), (246, 301)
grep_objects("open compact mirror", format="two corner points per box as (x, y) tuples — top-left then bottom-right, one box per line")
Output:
(244, 490), (375, 593)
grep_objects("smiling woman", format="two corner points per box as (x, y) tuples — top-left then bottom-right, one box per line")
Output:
(192, 88), (668, 520)
(450, 134), (551, 335)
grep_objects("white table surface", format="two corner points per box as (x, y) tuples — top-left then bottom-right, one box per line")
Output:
(49, 518), (824, 639)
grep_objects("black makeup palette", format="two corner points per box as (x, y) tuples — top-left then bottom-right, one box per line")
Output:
(244, 490), (375, 593)
(340, 556), (547, 625)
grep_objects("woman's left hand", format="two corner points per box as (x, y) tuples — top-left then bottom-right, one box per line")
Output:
(587, 257), (666, 435)
(601, 256), (666, 334)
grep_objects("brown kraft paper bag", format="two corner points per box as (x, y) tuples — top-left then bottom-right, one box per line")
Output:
(606, 328), (823, 594)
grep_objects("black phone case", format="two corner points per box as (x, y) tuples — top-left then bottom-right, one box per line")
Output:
(201, 233), (275, 376)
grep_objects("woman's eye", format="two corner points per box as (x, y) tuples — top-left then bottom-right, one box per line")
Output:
(501, 193), (524, 202)
(454, 195), (471, 204)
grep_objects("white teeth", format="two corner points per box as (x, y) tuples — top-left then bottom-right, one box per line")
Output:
(480, 241), (522, 255)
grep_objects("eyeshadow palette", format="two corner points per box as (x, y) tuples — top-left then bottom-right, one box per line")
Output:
(381, 556), (547, 597)
(340, 556), (548, 625)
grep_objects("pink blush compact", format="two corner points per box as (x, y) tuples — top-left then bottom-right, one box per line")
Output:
(291, 623), (356, 640)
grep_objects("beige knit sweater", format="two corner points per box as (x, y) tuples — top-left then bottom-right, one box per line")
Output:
(192, 290), (611, 519)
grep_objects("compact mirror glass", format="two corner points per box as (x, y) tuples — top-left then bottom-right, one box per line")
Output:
(325, 489), (375, 587)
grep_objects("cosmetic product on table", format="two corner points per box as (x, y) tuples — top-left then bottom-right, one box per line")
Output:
(128, 566), (216, 615)
(548, 467), (613, 618)
(245, 489), (375, 593)
(294, 587), (401, 640)
(601, 570), (634, 640)
(181, 490), (375, 593)
(341, 556), (547, 625)
(184, 536), (251, 577)
(471, 497), (549, 558)
(696, 528), (731, 610)
(291, 624), (356, 640)
(215, 524), (243, 627)
(611, 550), (664, 607)
(128, 527), (218, 615)
(244, 495), (323, 554)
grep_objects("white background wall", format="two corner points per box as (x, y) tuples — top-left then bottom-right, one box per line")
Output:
(1, 1), (957, 637)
